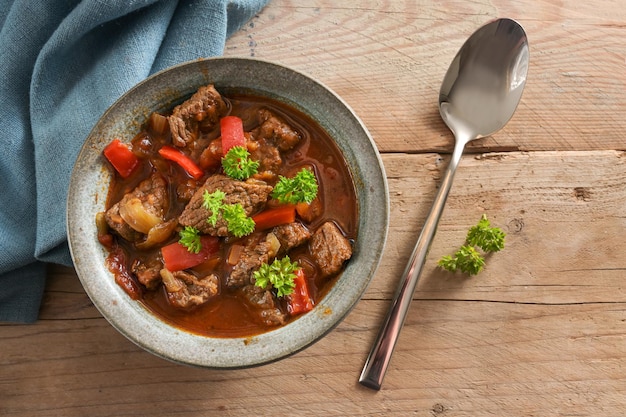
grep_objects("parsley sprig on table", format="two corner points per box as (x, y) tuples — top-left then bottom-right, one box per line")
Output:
(271, 167), (318, 204)
(221, 146), (259, 180)
(466, 214), (506, 252)
(202, 189), (255, 238)
(438, 245), (485, 276)
(253, 256), (299, 297)
(438, 214), (505, 276)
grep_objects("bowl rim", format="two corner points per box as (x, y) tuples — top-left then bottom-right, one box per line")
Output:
(67, 56), (389, 368)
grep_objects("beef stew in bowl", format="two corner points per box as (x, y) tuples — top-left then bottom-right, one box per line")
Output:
(97, 86), (358, 338)
(67, 58), (388, 367)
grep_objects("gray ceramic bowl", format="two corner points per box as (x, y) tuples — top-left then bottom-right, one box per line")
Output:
(67, 57), (389, 368)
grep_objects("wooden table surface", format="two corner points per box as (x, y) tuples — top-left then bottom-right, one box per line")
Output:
(3, 1), (625, 416)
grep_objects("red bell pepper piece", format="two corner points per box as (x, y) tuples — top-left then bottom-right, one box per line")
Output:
(161, 236), (219, 271)
(220, 116), (246, 155)
(158, 145), (204, 180)
(287, 268), (314, 315)
(251, 205), (296, 231)
(103, 138), (140, 178)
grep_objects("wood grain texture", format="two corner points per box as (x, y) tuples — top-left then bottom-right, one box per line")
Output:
(3, 0), (626, 416)
(226, 0), (626, 153)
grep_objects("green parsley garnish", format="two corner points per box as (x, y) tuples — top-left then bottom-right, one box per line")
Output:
(221, 146), (259, 180)
(222, 203), (255, 238)
(253, 256), (299, 297)
(271, 167), (318, 204)
(201, 189), (255, 238)
(179, 226), (202, 253)
(438, 214), (505, 276)
(438, 245), (485, 275)
(466, 214), (506, 252)
(202, 189), (226, 226)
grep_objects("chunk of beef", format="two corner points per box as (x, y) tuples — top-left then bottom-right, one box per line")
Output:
(178, 175), (272, 236)
(309, 221), (353, 277)
(105, 173), (168, 242)
(105, 206), (140, 242)
(199, 137), (223, 170)
(160, 269), (219, 309)
(228, 232), (280, 288)
(248, 140), (282, 174)
(245, 109), (303, 179)
(240, 284), (287, 326)
(131, 255), (163, 290)
(176, 179), (201, 203)
(255, 109), (301, 151)
(272, 222), (311, 255)
(169, 85), (227, 148)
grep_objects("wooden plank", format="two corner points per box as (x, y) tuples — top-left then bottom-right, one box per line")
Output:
(367, 150), (626, 304)
(2, 300), (625, 416)
(225, 0), (626, 153)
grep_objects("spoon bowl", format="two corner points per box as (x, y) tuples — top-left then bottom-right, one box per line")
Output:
(439, 18), (529, 142)
(359, 18), (529, 390)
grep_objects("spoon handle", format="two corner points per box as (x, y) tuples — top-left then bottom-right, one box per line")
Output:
(359, 141), (466, 390)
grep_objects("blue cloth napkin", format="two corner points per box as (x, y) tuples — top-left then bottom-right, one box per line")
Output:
(0, 0), (269, 323)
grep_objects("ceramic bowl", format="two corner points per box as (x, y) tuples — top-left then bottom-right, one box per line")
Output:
(67, 57), (388, 368)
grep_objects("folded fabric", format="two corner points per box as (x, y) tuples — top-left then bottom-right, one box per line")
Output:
(0, 0), (269, 323)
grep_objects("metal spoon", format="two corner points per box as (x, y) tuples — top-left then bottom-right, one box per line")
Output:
(359, 18), (529, 390)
